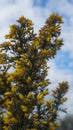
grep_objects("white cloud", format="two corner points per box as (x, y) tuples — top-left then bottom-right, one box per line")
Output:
(48, 61), (73, 87)
(0, 0), (50, 41)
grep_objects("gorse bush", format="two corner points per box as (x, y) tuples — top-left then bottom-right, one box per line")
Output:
(0, 13), (69, 130)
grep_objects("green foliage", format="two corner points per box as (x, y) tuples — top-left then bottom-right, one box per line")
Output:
(0, 13), (69, 130)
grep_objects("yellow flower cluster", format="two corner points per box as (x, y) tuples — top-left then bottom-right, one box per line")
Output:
(37, 93), (44, 104)
(39, 80), (48, 86)
(24, 113), (29, 118)
(43, 89), (49, 96)
(55, 122), (60, 127)
(19, 93), (24, 100)
(27, 92), (33, 99)
(32, 40), (40, 47)
(0, 58), (6, 64)
(5, 100), (13, 108)
(12, 69), (24, 77)
(33, 114), (38, 118)
(11, 86), (17, 93)
(4, 115), (17, 124)
(37, 93), (43, 100)
(61, 98), (67, 104)
(40, 49), (49, 55)
(41, 121), (47, 125)
(46, 100), (53, 107)
(3, 126), (9, 130)
(27, 76), (32, 83)
(4, 92), (12, 97)
(21, 105), (28, 112)
(33, 120), (40, 125)
(49, 122), (55, 130)
(7, 75), (14, 82)
(27, 61), (32, 67)
(17, 47), (21, 52)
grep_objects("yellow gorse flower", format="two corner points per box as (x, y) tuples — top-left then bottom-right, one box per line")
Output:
(7, 75), (14, 82)
(0, 78), (2, 82)
(9, 117), (17, 123)
(33, 120), (40, 125)
(37, 93), (43, 100)
(27, 76), (32, 83)
(40, 49), (49, 55)
(49, 122), (54, 127)
(19, 93), (24, 100)
(5, 100), (13, 108)
(4, 92), (12, 97)
(4, 115), (17, 124)
(27, 92), (33, 99)
(46, 100), (53, 106)
(21, 105), (28, 112)
(43, 89), (49, 96)
(55, 122), (60, 127)
(24, 113), (29, 118)
(11, 86), (17, 93)
(4, 115), (10, 124)
(27, 61), (32, 67)
(3, 126), (9, 130)
(33, 114), (38, 118)
(37, 93), (44, 104)
(7, 111), (12, 116)
(39, 99), (44, 104)
(17, 47), (21, 52)
(12, 70), (24, 77)
(32, 40), (40, 47)
(41, 121), (47, 124)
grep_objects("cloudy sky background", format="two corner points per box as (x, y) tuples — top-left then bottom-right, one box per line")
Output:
(0, 0), (73, 116)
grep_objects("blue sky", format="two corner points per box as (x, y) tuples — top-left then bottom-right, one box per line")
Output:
(0, 0), (73, 115)
(54, 51), (73, 71)
(33, 0), (48, 7)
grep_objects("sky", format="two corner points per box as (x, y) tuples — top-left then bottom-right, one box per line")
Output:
(0, 0), (73, 116)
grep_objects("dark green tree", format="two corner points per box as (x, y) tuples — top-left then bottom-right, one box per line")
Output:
(57, 115), (73, 130)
